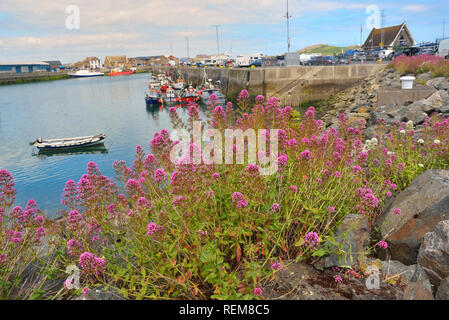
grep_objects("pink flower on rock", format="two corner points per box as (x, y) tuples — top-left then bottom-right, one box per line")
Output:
(304, 232), (320, 248)
(253, 288), (263, 296)
(378, 241), (388, 249)
(333, 275), (343, 283)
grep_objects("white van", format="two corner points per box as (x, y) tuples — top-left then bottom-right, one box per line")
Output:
(437, 39), (449, 58)
(236, 53), (264, 67)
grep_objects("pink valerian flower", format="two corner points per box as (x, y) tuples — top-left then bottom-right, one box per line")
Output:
(125, 179), (141, 195)
(287, 139), (298, 148)
(67, 210), (84, 231)
(271, 203), (281, 213)
(0, 254), (7, 264)
(147, 222), (162, 236)
(9, 230), (22, 243)
(232, 192), (248, 208)
(87, 162), (101, 176)
(246, 163), (260, 174)
(237, 89), (249, 101)
(79, 252), (106, 277)
(304, 107), (315, 119)
(61, 179), (80, 209)
(173, 195), (186, 206)
(212, 172), (220, 179)
(67, 239), (83, 256)
(333, 275), (343, 283)
(34, 227), (46, 242)
(378, 241), (388, 249)
(255, 95), (265, 104)
(271, 262), (286, 271)
(34, 215), (44, 226)
(352, 165), (362, 174)
(25, 199), (39, 215)
(154, 168), (167, 183)
(277, 154), (288, 167)
(211, 105), (227, 129)
(290, 185), (298, 193)
(304, 232), (320, 248)
(333, 171), (341, 178)
(144, 154), (157, 171)
(397, 162), (405, 171)
(253, 288), (263, 296)
(137, 197), (152, 209)
(63, 278), (74, 289)
(393, 208), (402, 216)
(386, 191), (392, 198)
(300, 150), (312, 160)
(82, 287), (89, 296)
(328, 206), (335, 213)
(208, 190), (215, 198)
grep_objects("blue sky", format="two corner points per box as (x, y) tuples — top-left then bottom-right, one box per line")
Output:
(0, 0), (448, 63)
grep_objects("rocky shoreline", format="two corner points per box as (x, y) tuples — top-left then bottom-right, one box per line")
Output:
(260, 70), (449, 300)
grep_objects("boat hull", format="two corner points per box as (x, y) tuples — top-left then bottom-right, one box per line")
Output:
(36, 139), (105, 151)
(34, 134), (107, 151)
(68, 73), (104, 78)
(145, 97), (162, 105)
(108, 71), (136, 76)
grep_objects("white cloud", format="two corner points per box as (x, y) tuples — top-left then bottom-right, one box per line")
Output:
(0, 0), (376, 61)
(402, 4), (433, 12)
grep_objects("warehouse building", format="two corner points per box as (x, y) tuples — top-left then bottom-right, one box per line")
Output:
(0, 62), (51, 74)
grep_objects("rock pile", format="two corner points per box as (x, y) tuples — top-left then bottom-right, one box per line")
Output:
(318, 68), (449, 140)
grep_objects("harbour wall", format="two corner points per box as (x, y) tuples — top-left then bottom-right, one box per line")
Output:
(148, 65), (383, 105)
(0, 71), (70, 85)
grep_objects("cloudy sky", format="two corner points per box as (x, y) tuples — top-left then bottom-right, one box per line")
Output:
(0, 0), (448, 63)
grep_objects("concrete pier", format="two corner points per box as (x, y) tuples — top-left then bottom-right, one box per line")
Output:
(149, 65), (383, 105)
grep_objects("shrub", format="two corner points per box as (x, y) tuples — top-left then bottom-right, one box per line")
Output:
(389, 54), (449, 77)
(2, 92), (449, 300)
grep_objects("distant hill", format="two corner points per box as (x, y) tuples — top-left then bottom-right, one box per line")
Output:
(297, 44), (359, 55)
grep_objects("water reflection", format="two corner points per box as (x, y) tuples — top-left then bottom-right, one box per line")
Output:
(33, 145), (109, 159)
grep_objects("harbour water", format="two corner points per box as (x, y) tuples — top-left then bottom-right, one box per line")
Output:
(0, 73), (206, 218)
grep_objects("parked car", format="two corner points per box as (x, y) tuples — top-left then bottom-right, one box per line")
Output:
(336, 55), (349, 64)
(379, 49), (395, 60)
(365, 50), (381, 61)
(307, 56), (335, 66)
(420, 49), (435, 56)
(195, 62), (205, 67)
(353, 51), (368, 61)
(249, 59), (263, 67)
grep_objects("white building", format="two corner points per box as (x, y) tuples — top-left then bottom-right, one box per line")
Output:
(89, 58), (101, 69)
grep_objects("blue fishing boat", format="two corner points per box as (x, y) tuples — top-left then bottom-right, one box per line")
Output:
(145, 89), (162, 105)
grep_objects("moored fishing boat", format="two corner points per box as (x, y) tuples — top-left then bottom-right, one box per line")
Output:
(108, 68), (136, 76)
(145, 89), (162, 105)
(31, 134), (107, 150)
(162, 87), (181, 104)
(199, 88), (226, 105)
(68, 69), (104, 78)
(181, 86), (200, 103)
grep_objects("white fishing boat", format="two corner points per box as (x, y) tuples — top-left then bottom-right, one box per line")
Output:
(31, 134), (106, 150)
(68, 69), (104, 78)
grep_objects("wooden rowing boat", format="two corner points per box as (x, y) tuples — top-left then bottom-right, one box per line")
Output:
(31, 134), (106, 150)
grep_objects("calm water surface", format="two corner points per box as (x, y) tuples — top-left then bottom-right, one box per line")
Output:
(0, 74), (206, 217)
